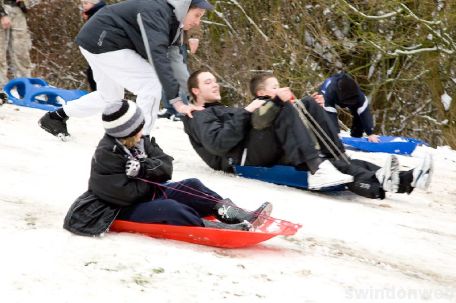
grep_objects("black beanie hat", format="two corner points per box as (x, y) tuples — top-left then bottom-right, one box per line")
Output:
(102, 100), (145, 139)
(336, 74), (359, 105)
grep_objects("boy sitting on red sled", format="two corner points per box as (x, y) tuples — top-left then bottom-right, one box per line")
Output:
(64, 100), (272, 237)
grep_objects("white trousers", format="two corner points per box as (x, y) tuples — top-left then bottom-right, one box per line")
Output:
(64, 47), (162, 135)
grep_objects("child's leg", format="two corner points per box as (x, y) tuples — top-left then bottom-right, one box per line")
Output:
(158, 178), (274, 227)
(301, 97), (346, 157)
(117, 199), (204, 226)
(332, 159), (379, 182)
(160, 178), (222, 218)
(332, 159), (385, 199)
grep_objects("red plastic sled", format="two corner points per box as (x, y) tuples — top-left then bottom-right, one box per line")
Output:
(110, 217), (301, 248)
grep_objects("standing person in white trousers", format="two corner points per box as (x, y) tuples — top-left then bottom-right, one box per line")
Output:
(38, 0), (214, 140)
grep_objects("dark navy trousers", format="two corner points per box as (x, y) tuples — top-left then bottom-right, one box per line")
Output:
(117, 178), (222, 226)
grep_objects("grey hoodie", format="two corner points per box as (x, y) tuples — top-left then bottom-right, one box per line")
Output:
(76, 0), (191, 101)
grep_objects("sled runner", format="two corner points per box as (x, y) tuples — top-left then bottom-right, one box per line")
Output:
(341, 135), (425, 155)
(234, 165), (346, 191)
(3, 77), (87, 111)
(110, 216), (301, 248)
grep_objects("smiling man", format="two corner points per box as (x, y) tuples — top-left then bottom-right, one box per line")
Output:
(38, 0), (214, 140)
(182, 70), (356, 190)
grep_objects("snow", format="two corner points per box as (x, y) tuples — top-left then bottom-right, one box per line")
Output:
(441, 92), (452, 111)
(1, 104), (456, 302)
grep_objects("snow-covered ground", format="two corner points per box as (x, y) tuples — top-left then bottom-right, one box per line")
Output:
(0, 104), (455, 302)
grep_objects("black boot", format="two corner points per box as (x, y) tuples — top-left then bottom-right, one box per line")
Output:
(214, 200), (273, 228)
(397, 170), (415, 194)
(38, 112), (70, 139)
(202, 219), (252, 231)
(0, 91), (7, 105)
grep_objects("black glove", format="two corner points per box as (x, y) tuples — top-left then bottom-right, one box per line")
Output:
(125, 159), (141, 178)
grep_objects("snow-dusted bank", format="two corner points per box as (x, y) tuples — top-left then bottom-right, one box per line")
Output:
(1, 104), (455, 302)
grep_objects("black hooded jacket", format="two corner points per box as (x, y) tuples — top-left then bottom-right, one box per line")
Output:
(183, 102), (252, 172)
(63, 135), (173, 236)
(76, 0), (189, 101)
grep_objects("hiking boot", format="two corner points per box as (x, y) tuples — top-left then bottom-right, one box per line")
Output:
(38, 112), (70, 139)
(307, 160), (354, 190)
(214, 200), (273, 228)
(411, 153), (433, 191)
(375, 154), (400, 192)
(202, 219), (252, 231)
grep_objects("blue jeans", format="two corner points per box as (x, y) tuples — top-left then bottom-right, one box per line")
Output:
(117, 178), (222, 226)
(162, 90), (189, 114)
(161, 45), (190, 113)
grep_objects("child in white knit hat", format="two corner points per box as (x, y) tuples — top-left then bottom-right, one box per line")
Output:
(63, 99), (273, 236)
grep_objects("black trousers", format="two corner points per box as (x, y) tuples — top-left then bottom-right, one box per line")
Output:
(244, 98), (345, 173)
(332, 159), (414, 199)
(117, 178), (222, 226)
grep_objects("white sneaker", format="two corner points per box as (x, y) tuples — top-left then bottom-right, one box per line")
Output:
(412, 153), (433, 191)
(307, 160), (354, 190)
(375, 155), (400, 192)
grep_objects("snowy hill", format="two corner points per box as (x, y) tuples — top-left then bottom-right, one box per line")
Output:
(0, 104), (455, 302)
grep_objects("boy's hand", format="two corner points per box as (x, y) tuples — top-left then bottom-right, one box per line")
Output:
(367, 134), (380, 143)
(311, 92), (325, 107)
(245, 99), (266, 112)
(178, 104), (204, 118)
(188, 38), (199, 54)
(276, 87), (295, 102)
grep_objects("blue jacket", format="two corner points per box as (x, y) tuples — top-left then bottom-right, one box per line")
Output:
(319, 73), (374, 137)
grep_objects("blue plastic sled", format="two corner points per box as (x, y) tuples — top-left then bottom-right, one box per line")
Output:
(3, 77), (87, 111)
(341, 136), (426, 155)
(234, 165), (345, 191)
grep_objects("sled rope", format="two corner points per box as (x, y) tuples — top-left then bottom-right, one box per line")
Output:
(137, 178), (273, 221)
(293, 100), (350, 164)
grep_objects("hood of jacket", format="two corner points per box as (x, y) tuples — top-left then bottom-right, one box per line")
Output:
(167, 0), (191, 23)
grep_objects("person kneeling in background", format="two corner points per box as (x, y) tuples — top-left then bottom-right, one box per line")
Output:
(64, 100), (272, 236)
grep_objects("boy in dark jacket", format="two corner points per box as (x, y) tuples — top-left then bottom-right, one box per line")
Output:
(39, 0), (213, 140)
(64, 100), (272, 236)
(183, 70), (433, 199)
(250, 73), (433, 198)
(318, 72), (380, 142)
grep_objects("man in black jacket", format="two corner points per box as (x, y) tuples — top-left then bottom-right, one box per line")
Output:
(182, 70), (355, 190)
(39, 0), (213, 140)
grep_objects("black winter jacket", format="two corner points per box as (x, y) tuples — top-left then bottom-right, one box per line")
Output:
(183, 103), (252, 172)
(76, 0), (189, 101)
(63, 135), (174, 236)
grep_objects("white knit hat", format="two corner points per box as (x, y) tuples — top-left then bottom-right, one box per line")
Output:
(102, 100), (145, 139)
